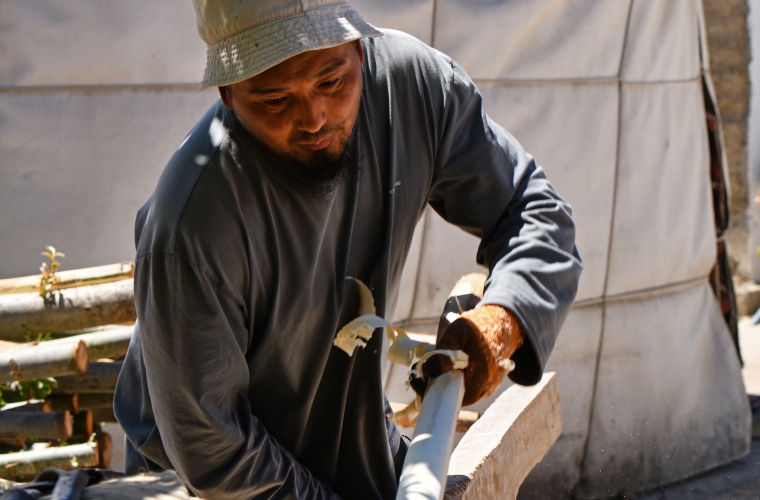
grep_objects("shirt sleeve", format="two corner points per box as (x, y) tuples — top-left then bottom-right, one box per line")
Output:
(428, 57), (583, 385)
(133, 250), (340, 500)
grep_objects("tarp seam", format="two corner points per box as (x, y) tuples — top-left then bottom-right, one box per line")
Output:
(575, 0), (635, 493)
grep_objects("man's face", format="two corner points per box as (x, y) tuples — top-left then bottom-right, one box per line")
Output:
(219, 41), (365, 171)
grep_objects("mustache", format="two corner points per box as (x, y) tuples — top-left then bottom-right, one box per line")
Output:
(289, 124), (343, 145)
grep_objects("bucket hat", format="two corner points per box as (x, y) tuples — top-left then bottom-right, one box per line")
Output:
(193, 0), (383, 89)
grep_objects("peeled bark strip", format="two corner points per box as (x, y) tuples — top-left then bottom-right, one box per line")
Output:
(0, 262), (134, 296)
(0, 280), (136, 341)
(0, 442), (98, 480)
(61, 326), (133, 360)
(0, 340), (88, 383)
(0, 411), (72, 440)
(52, 362), (122, 395)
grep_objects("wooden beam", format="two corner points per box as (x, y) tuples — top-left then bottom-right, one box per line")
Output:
(0, 280), (136, 341)
(443, 372), (561, 500)
(0, 262), (134, 296)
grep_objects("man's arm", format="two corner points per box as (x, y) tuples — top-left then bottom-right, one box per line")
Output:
(428, 56), (582, 386)
(133, 251), (338, 500)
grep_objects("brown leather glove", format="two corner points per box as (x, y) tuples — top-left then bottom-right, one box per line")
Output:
(430, 305), (523, 406)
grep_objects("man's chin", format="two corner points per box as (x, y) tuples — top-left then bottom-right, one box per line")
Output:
(276, 135), (355, 202)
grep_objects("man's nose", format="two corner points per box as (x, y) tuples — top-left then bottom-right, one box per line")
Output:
(296, 95), (327, 134)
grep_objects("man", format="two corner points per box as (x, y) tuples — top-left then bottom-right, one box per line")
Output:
(113, 0), (582, 498)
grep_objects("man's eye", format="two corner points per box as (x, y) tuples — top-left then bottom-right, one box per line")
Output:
(263, 97), (285, 105)
(320, 78), (340, 88)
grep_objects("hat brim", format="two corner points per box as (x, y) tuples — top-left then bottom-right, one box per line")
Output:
(200, 3), (383, 89)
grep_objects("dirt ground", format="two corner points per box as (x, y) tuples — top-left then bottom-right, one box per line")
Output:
(625, 317), (760, 499)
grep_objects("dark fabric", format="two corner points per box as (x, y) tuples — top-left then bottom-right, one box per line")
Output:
(393, 436), (409, 485)
(114, 29), (581, 500)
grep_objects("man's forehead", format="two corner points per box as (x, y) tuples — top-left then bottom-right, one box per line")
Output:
(243, 42), (357, 92)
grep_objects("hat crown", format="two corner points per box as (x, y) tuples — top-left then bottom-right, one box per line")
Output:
(193, 0), (349, 46)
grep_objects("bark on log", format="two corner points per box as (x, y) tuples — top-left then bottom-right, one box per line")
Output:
(90, 407), (117, 424)
(0, 340), (88, 383)
(76, 394), (112, 410)
(0, 438), (26, 450)
(71, 409), (93, 441)
(443, 373), (561, 500)
(42, 395), (79, 415)
(0, 280), (136, 341)
(60, 326), (133, 361)
(95, 429), (112, 470)
(0, 263), (134, 296)
(0, 411), (72, 440)
(52, 362), (122, 395)
(0, 442), (98, 480)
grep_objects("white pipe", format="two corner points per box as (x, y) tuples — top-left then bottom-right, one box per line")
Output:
(396, 370), (465, 500)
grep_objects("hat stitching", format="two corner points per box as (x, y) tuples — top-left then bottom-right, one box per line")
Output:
(200, 4), (380, 88)
(205, 1), (354, 49)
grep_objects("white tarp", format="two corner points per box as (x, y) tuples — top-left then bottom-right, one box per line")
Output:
(0, 0), (750, 497)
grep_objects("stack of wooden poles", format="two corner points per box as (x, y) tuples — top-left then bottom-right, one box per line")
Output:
(0, 263), (136, 480)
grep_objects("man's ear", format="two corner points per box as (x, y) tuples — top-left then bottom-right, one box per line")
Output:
(219, 86), (234, 110)
(354, 40), (365, 65)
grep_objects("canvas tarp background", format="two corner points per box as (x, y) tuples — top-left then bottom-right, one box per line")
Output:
(0, 0), (750, 497)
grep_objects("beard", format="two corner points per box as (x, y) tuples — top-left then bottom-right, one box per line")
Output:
(277, 124), (357, 202)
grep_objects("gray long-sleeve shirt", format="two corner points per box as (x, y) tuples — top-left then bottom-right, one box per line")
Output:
(114, 30), (581, 500)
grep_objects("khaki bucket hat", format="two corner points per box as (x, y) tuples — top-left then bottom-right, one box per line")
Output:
(193, 0), (383, 89)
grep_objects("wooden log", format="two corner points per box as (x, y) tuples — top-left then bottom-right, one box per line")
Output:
(71, 409), (93, 441)
(0, 411), (72, 440)
(0, 340), (21, 350)
(390, 402), (479, 432)
(95, 429), (112, 469)
(90, 407), (117, 424)
(443, 373), (561, 500)
(58, 326), (133, 360)
(0, 280), (136, 341)
(397, 370), (465, 500)
(0, 438), (26, 451)
(0, 340), (88, 383)
(76, 393), (112, 410)
(0, 262), (134, 296)
(0, 442), (98, 480)
(42, 395), (79, 415)
(51, 362), (122, 395)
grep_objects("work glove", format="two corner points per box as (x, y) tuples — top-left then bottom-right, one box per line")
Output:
(410, 274), (523, 406)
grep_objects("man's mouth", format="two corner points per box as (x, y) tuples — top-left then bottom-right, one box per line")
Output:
(299, 133), (334, 150)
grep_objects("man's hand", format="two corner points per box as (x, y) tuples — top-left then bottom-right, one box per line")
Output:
(431, 305), (523, 406)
